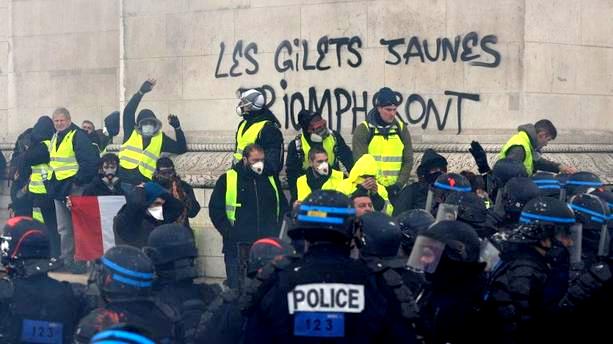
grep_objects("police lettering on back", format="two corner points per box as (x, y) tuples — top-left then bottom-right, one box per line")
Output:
(288, 283), (365, 314)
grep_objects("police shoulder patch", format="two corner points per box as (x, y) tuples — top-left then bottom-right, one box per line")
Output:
(287, 283), (365, 315)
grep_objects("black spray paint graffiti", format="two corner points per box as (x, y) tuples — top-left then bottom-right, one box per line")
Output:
(218, 32), (498, 134)
(238, 80), (479, 134)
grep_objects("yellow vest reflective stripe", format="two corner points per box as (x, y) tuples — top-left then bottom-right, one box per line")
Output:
(365, 121), (405, 187)
(296, 169), (344, 201)
(28, 140), (52, 194)
(233, 120), (269, 161)
(119, 131), (163, 179)
(225, 169), (280, 225)
(50, 130), (79, 181)
(299, 134), (337, 170)
(499, 131), (534, 175)
(32, 207), (45, 223)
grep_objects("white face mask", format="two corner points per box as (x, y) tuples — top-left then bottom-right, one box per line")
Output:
(310, 133), (323, 143)
(147, 205), (164, 221)
(236, 106), (245, 116)
(310, 128), (328, 143)
(250, 161), (264, 175)
(141, 124), (156, 137)
(315, 162), (329, 176)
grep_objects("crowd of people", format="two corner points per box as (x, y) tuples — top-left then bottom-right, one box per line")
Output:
(0, 79), (611, 343)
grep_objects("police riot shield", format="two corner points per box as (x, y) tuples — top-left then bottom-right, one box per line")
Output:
(424, 186), (434, 214)
(479, 238), (501, 272)
(569, 223), (583, 265)
(407, 235), (445, 273)
(435, 203), (458, 223)
(598, 223), (610, 257)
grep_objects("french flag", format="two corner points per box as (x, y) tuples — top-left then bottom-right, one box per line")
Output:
(71, 196), (126, 261)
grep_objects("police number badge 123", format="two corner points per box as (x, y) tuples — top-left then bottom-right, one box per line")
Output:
(287, 283), (365, 338)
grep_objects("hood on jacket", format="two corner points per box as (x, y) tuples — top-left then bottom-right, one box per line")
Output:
(246, 106), (281, 128)
(518, 123), (538, 149)
(419, 149), (447, 173)
(31, 116), (54, 142)
(348, 154), (379, 184)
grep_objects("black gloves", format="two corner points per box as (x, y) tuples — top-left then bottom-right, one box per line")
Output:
(168, 114), (181, 129)
(469, 141), (491, 174)
(139, 79), (156, 94)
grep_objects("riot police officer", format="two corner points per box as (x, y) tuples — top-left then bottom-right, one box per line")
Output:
(242, 190), (419, 343)
(0, 217), (80, 343)
(489, 176), (540, 232)
(74, 246), (178, 343)
(144, 224), (221, 343)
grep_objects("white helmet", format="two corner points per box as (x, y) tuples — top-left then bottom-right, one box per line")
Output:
(236, 89), (265, 116)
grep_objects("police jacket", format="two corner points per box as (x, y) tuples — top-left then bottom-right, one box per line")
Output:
(242, 244), (418, 343)
(120, 92), (187, 184)
(234, 108), (284, 176)
(113, 187), (185, 248)
(48, 123), (100, 199)
(0, 273), (80, 344)
(209, 163), (287, 246)
(195, 288), (245, 344)
(482, 244), (552, 344)
(285, 131), (353, 200)
(393, 181), (429, 216)
(417, 256), (486, 344)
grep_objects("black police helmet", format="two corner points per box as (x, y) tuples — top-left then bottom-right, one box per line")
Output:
(396, 209), (435, 253)
(591, 190), (613, 213)
(359, 212), (401, 258)
(532, 171), (562, 198)
(502, 177), (540, 213)
(565, 171), (603, 197)
(520, 196), (575, 227)
(288, 190), (357, 243)
(91, 324), (155, 344)
(144, 224), (198, 266)
(445, 192), (488, 225)
(97, 245), (155, 299)
(247, 237), (293, 278)
(433, 173), (472, 193)
(569, 193), (609, 230)
(420, 220), (481, 262)
(1, 217), (49, 265)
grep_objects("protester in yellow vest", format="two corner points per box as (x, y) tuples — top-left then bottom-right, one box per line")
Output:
(17, 116), (61, 258)
(49, 107), (100, 273)
(119, 79), (187, 185)
(499, 120), (576, 175)
(338, 154), (393, 215)
(294, 146), (345, 204)
(286, 110), (354, 202)
(209, 144), (288, 289)
(352, 87), (414, 202)
(234, 88), (284, 176)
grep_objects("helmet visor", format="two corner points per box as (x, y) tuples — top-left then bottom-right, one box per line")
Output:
(407, 235), (446, 273)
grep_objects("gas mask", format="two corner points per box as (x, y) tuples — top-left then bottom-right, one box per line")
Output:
(250, 161), (264, 175)
(315, 162), (329, 176)
(147, 206), (164, 221)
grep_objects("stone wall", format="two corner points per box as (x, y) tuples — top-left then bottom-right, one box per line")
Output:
(1, 0), (612, 279)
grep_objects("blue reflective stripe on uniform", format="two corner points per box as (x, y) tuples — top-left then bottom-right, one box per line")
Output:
(112, 274), (153, 288)
(519, 212), (576, 223)
(591, 216), (606, 223)
(433, 182), (472, 192)
(570, 204), (608, 221)
(566, 180), (603, 187)
(537, 185), (561, 189)
(297, 215), (344, 224)
(92, 330), (155, 344)
(102, 257), (154, 279)
(533, 180), (559, 184)
(299, 205), (356, 215)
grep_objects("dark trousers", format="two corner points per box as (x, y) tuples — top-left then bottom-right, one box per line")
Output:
(34, 197), (59, 258)
(223, 241), (251, 290)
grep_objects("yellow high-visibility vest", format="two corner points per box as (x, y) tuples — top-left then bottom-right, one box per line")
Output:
(499, 131), (534, 175)
(28, 140), (51, 194)
(364, 121), (405, 187)
(296, 169), (344, 201)
(225, 169), (280, 225)
(297, 134), (337, 170)
(119, 130), (163, 180)
(50, 130), (79, 181)
(233, 120), (269, 161)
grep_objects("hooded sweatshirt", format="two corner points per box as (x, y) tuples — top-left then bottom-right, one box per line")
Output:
(338, 154), (391, 214)
(505, 124), (560, 173)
